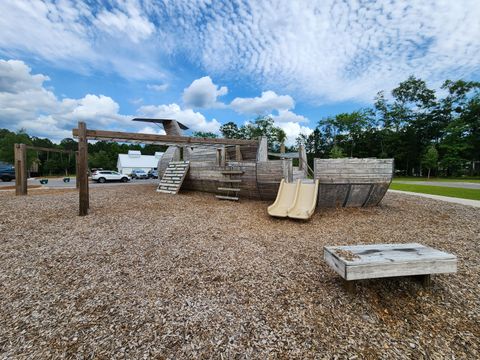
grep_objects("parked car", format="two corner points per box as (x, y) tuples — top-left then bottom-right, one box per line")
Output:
(130, 169), (149, 179)
(148, 169), (158, 179)
(0, 163), (15, 182)
(92, 170), (130, 183)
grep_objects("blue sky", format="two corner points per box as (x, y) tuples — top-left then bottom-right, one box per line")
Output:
(0, 0), (479, 145)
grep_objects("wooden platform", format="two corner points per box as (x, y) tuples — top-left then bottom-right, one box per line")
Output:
(324, 243), (457, 287)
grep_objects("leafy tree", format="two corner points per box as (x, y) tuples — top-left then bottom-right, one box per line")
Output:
(0, 129), (36, 167)
(220, 122), (241, 139)
(329, 145), (346, 158)
(422, 145), (438, 178)
(221, 117), (286, 151)
(192, 131), (218, 138)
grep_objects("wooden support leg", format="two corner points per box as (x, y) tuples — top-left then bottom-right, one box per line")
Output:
(78, 122), (89, 216)
(343, 279), (355, 293)
(14, 143), (27, 196)
(414, 274), (432, 287)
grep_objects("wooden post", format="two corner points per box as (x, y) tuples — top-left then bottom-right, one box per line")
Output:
(298, 144), (305, 170)
(14, 143), (28, 196)
(280, 142), (285, 154)
(235, 145), (242, 161)
(78, 122), (89, 216)
(75, 151), (79, 189)
(220, 146), (226, 167)
(257, 136), (268, 162)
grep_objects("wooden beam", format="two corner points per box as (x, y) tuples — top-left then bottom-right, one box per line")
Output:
(25, 145), (74, 154)
(77, 122), (89, 216)
(72, 128), (258, 146)
(14, 143), (27, 196)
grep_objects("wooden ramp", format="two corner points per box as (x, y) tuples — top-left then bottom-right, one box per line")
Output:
(157, 161), (190, 194)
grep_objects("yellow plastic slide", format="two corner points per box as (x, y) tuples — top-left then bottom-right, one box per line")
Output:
(287, 179), (320, 219)
(267, 179), (320, 219)
(267, 179), (300, 217)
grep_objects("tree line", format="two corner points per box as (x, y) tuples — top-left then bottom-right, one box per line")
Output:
(296, 77), (480, 177)
(0, 129), (166, 176)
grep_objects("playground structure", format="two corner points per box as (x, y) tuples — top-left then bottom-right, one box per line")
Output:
(15, 119), (394, 217)
(268, 179), (320, 219)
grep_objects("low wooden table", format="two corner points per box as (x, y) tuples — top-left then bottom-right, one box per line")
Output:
(324, 243), (457, 291)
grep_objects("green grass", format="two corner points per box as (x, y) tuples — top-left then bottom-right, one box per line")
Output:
(390, 182), (480, 200)
(393, 176), (480, 183)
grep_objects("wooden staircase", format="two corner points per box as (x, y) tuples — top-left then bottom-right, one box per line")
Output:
(216, 166), (244, 201)
(157, 161), (190, 194)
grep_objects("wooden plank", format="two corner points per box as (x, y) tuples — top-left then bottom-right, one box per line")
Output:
(218, 179), (242, 183)
(217, 187), (241, 192)
(324, 243), (457, 281)
(221, 170), (244, 175)
(72, 128), (258, 146)
(25, 145), (74, 154)
(14, 143), (27, 196)
(215, 195), (239, 201)
(77, 122), (89, 216)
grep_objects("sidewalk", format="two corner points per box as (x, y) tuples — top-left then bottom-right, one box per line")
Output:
(388, 189), (480, 208)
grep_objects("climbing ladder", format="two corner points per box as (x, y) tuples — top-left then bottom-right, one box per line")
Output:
(216, 166), (244, 201)
(157, 161), (190, 194)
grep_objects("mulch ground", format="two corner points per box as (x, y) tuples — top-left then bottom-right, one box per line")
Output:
(0, 184), (478, 359)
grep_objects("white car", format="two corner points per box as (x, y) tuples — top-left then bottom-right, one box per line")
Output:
(92, 170), (130, 183)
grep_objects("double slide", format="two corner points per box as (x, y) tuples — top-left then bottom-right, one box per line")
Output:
(268, 179), (320, 220)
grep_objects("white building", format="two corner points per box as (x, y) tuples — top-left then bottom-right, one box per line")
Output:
(117, 150), (163, 175)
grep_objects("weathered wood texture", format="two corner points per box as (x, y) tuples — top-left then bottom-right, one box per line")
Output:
(77, 122), (89, 216)
(314, 158), (394, 208)
(182, 159), (291, 200)
(14, 143), (27, 196)
(257, 137), (268, 162)
(72, 128), (258, 146)
(324, 243), (457, 281)
(157, 161), (190, 194)
(256, 160), (292, 200)
(157, 146), (180, 178)
(25, 145), (74, 154)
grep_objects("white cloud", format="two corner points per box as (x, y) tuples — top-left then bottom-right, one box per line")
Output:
(277, 122), (313, 146)
(230, 91), (294, 114)
(137, 103), (221, 133)
(182, 76), (228, 108)
(0, 59), (131, 141)
(94, 4), (155, 43)
(147, 84), (169, 92)
(0, 59), (223, 141)
(138, 126), (166, 135)
(271, 109), (308, 123)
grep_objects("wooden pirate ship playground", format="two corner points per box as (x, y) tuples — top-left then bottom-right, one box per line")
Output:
(14, 118), (394, 218)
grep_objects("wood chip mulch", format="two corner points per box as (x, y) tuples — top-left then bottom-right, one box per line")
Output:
(0, 185), (478, 359)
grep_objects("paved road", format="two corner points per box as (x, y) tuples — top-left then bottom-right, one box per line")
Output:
(389, 189), (480, 208)
(0, 178), (159, 188)
(394, 181), (480, 190)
